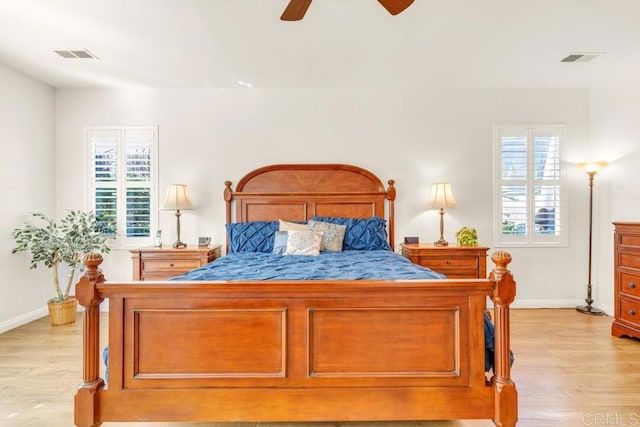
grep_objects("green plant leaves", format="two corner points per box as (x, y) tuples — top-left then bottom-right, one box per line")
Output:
(455, 226), (479, 247)
(11, 211), (112, 299)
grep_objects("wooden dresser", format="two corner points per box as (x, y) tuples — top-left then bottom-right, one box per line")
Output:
(401, 243), (489, 279)
(130, 245), (222, 280)
(612, 222), (640, 339)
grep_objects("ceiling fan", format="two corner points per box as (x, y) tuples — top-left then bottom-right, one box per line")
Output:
(280, 0), (414, 21)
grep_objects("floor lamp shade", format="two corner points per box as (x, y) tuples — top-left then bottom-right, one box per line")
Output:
(161, 184), (194, 249)
(427, 183), (458, 247)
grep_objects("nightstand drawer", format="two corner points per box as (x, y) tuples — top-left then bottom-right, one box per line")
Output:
(143, 258), (201, 272)
(418, 257), (478, 269)
(619, 272), (640, 298)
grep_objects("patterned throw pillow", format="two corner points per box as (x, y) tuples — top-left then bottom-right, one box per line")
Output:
(310, 216), (392, 251)
(284, 230), (323, 256)
(308, 220), (346, 252)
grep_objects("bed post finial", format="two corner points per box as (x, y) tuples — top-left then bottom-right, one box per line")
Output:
(74, 252), (105, 427)
(386, 179), (396, 201)
(386, 179), (396, 249)
(489, 250), (518, 427)
(224, 181), (233, 254)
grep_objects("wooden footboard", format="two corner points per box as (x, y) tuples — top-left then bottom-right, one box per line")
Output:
(74, 252), (517, 427)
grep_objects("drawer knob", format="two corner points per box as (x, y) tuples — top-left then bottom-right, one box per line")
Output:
(169, 263), (175, 267)
(629, 309), (637, 316)
(629, 282), (637, 289)
(446, 260), (451, 265)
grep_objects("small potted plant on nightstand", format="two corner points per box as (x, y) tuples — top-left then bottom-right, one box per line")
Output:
(455, 226), (479, 247)
(11, 211), (111, 325)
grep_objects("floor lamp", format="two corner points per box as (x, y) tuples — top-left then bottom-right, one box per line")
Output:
(576, 162), (607, 315)
(161, 184), (194, 249)
(427, 183), (458, 246)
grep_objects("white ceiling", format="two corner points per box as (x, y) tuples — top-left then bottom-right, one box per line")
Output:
(1, 0), (639, 89)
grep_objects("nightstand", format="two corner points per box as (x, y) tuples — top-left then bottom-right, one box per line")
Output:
(130, 245), (222, 280)
(401, 243), (489, 279)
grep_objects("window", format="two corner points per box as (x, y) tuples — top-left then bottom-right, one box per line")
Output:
(493, 125), (566, 247)
(86, 126), (158, 247)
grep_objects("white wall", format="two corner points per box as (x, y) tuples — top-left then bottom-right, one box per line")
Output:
(589, 88), (640, 314)
(0, 63), (55, 332)
(54, 87), (592, 309)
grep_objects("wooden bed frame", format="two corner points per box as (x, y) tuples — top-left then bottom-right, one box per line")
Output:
(74, 164), (517, 426)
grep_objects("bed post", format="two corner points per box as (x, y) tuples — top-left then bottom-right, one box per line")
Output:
(224, 180), (233, 254)
(489, 251), (518, 427)
(74, 253), (105, 427)
(386, 179), (396, 248)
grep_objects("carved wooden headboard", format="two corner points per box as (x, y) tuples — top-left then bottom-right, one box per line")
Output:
(224, 164), (396, 250)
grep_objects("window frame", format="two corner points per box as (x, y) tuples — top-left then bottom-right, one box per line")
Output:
(493, 124), (568, 248)
(85, 126), (159, 248)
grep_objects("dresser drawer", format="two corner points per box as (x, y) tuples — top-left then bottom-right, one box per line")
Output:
(619, 234), (640, 249)
(142, 258), (201, 272)
(619, 298), (640, 324)
(418, 257), (478, 269)
(619, 253), (640, 269)
(619, 272), (640, 298)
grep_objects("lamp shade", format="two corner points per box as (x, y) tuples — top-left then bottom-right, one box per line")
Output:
(427, 183), (458, 209)
(160, 184), (194, 211)
(579, 161), (608, 174)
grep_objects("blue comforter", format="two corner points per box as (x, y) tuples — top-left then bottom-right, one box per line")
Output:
(170, 250), (446, 281)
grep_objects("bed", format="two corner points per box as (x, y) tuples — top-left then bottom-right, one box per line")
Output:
(74, 163), (517, 426)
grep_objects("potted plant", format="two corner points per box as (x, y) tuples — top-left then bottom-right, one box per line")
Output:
(455, 226), (479, 247)
(11, 211), (111, 325)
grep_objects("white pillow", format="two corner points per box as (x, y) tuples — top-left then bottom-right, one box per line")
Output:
(279, 219), (308, 231)
(284, 230), (323, 256)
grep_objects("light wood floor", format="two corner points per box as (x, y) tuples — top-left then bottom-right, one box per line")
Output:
(1, 309), (638, 427)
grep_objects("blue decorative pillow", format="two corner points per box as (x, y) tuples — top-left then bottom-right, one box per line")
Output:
(310, 216), (392, 251)
(225, 221), (279, 253)
(273, 230), (289, 255)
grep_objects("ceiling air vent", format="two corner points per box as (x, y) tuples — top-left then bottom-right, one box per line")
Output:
(54, 49), (99, 59)
(560, 52), (603, 63)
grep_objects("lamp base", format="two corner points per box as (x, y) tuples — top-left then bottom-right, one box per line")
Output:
(434, 239), (449, 247)
(576, 305), (605, 316)
(172, 240), (187, 249)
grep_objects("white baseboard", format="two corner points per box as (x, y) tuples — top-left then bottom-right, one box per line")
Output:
(510, 299), (584, 309)
(508, 299), (614, 316)
(0, 306), (48, 334)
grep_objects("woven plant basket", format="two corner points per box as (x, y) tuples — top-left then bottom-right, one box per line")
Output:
(47, 297), (78, 326)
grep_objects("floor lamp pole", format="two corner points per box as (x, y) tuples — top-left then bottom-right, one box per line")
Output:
(576, 170), (604, 315)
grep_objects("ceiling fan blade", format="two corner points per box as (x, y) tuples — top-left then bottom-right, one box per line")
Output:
(377, 0), (414, 15)
(281, 0), (313, 21)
